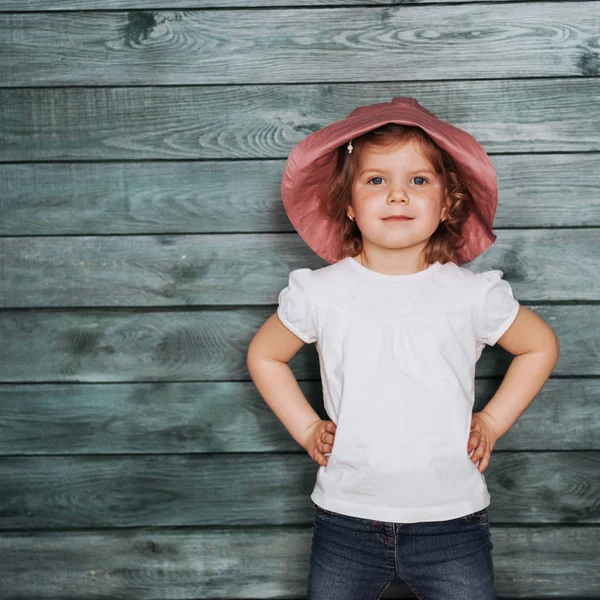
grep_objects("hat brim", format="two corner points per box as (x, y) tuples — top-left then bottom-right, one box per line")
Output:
(281, 104), (498, 265)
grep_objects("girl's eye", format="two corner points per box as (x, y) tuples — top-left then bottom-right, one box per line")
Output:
(367, 176), (428, 185)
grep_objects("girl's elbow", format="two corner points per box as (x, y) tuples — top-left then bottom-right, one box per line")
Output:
(246, 334), (265, 368)
(246, 332), (264, 370)
(534, 325), (560, 358)
(532, 326), (560, 367)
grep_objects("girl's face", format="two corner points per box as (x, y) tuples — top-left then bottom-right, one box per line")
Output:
(348, 139), (448, 258)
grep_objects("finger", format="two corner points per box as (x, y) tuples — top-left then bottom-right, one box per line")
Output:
(476, 449), (490, 472)
(469, 441), (481, 461)
(472, 440), (487, 462)
(478, 452), (490, 473)
(470, 442), (482, 462)
(467, 431), (480, 453)
(314, 450), (327, 467)
(318, 438), (333, 455)
(322, 432), (335, 445)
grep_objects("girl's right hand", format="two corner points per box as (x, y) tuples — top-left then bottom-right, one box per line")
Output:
(302, 419), (337, 467)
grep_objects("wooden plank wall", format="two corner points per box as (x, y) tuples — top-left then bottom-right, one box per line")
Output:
(0, 1), (599, 598)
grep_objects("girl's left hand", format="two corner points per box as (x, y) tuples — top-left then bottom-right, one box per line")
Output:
(467, 411), (500, 473)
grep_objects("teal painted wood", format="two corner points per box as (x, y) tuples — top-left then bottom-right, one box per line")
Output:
(2, 81), (599, 160)
(0, 306), (593, 381)
(2, 153), (600, 235)
(0, 0), (518, 9)
(0, 1), (598, 597)
(0, 161), (288, 234)
(0, 228), (600, 308)
(0, 230), (598, 307)
(0, 527), (597, 597)
(1, 5), (599, 86)
(0, 379), (596, 455)
(0, 453), (598, 528)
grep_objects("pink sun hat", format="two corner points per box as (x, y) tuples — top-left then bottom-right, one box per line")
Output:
(280, 96), (499, 266)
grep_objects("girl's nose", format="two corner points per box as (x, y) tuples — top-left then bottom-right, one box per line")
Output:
(388, 187), (409, 204)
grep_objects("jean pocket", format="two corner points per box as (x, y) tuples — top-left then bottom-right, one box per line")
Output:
(460, 507), (489, 525)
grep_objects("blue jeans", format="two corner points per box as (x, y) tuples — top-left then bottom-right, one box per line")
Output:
(308, 502), (496, 599)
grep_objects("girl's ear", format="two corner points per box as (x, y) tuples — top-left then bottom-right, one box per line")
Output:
(441, 195), (451, 220)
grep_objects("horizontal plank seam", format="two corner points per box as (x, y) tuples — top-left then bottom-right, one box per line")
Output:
(0, 523), (597, 535)
(0, 72), (595, 91)
(0, 1), (596, 13)
(0, 449), (595, 457)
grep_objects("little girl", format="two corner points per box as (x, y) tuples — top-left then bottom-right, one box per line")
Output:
(246, 97), (560, 600)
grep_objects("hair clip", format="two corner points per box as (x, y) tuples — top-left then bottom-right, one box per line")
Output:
(347, 140), (353, 154)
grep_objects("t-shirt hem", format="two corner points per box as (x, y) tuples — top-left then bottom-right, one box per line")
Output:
(310, 488), (491, 523)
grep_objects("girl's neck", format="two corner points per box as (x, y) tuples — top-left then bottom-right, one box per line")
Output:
(354, 249), (430, 276)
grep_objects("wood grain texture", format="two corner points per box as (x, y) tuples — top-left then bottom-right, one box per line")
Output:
(1, 0), (598, 595)
(2, 80), (599, 160)
(0, 378), (595, 454)
(0, 452), (598, 528)
(0, 306), (592, 382)
(2, 5), (600, 86)
(0, 527), (597, 597)
(2, 153), (600, 235)
(0, 0), (517, 10)
(0, 230), (597, 307)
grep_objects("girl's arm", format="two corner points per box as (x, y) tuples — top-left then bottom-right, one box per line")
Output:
(479, 305), (561, 439)
(246, 313), (322, 450)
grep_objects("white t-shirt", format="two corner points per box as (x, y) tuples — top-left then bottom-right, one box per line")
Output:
(276, 256), (520, 523)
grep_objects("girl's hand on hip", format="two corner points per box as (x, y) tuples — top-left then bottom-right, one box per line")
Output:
(302, 419), (337, 467)
(468, 411), (499, 473)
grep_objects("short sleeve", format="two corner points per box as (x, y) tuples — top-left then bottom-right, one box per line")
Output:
(277, 268), (317, 344)
(475, 270), (520, 347)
